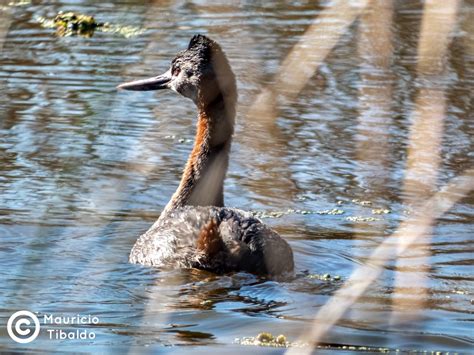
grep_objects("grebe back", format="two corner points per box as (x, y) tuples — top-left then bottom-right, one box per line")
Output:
(118, 35), (294, 276)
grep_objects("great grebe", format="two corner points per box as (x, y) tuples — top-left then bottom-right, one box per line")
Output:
(118, 34), (294, 276)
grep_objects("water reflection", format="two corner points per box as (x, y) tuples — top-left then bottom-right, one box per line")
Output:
(0, 0), (473, 353)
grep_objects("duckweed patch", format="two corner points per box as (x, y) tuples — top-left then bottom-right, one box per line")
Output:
(37, 12), (102, 37)
(251, 197), (393, 223)
(235, 335), (418, 353)
(352, 198), (372, 206)
(36, 11), (145, 38)
(320, 344), (394, 352)
(8, 0), (31, 6)
(320, 345), (459, 354)
(251, 208), (345, 219)
(306, 273), (342, 281)
(236, 332), (291, 348)
(372, 208), (391, 215)
(316, 208), (344, 215)
(251, 210), (289, 219)
(1, 0), (29, 10)
(346, 216), (380, 222)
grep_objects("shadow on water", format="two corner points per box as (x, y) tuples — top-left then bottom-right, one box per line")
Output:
(0, 0), (473, 353)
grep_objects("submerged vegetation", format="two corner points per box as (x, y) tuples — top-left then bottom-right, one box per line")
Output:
(36, 11), (145, 38)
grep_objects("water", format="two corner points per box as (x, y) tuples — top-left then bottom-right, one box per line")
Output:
(0, 1), (473, 353)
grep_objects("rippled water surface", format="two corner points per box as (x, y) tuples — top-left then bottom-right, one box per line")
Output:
(0, 1), (473, 353)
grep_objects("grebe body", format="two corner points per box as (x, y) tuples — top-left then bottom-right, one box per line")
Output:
(119, 35), (294, 276)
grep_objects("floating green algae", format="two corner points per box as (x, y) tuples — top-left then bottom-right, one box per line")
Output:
(352, 198), (372, 206)
(306, 273), (342, 281)
(0, 0), (30, 11)
(55, 12), (100, 37)
(251, 210), (291, 219)
(236, 332), (291, 348)
(249, 197), (395, 222)
(332, 345), (392, 353)
(316, 208), (344, 215)
(36, 11), (145, 38)
(251, 207), (392, 223)
(251, 208), (345, 219)
(346, 216), (380, 222)
(372, 208), (391, 215)
(36, 11), (102, 37)
(236, 334), (453, 353)
(8, 0), (31, 6)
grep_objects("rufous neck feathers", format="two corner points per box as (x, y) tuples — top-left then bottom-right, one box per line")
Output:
(161, 93), (235, 216)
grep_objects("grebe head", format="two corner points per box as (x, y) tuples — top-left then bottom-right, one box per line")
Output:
(118, 34), (236, 108)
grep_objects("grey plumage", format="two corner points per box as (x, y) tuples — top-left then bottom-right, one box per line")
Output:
(129, 206), (294, 276)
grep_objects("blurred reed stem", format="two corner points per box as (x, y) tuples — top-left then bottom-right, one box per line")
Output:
(0, 1), (12, 51)
(352, 0), (394, 325)
(392, 0), (460, 323)
(246, 0), (369, 124)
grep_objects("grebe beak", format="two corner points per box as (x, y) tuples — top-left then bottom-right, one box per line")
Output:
(117, 69), (171, 91)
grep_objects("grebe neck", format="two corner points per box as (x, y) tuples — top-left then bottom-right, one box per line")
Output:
(161, 94), (235, 217)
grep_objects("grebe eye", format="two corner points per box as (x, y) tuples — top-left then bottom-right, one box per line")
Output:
(172, 67), (181, 76)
